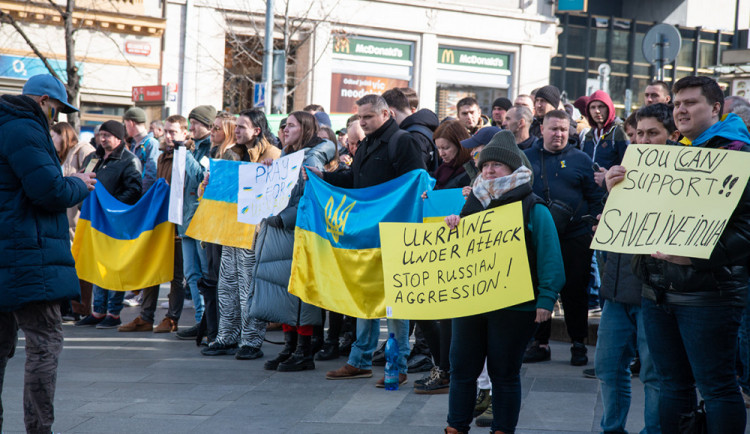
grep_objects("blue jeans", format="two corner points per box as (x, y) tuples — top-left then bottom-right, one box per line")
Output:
(348, 318), (409, 374)
(448, 309), (536, 434)
(594, 300), (660, 433)
(642, 298), (745, 434)
(92, 285), (125, 316)
(181, 236), (207, 323)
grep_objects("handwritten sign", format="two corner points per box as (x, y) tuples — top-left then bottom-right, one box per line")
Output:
(237, 150), (305, 224)
(379, 202), (534, 320)
(168, 147), (186, 225)
(591, 144), (750, 259)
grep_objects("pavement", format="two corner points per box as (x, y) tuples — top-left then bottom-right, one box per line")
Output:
(2, 293), (749, 433)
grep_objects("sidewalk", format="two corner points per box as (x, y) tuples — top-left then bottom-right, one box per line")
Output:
(1, 299), (748, 433)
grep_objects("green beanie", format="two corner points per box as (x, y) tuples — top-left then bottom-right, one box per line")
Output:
(188, 105), (217, 127)
(123, 107), (147, 124)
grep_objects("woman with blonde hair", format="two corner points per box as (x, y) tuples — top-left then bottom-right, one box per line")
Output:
(211, 111), (237, 158)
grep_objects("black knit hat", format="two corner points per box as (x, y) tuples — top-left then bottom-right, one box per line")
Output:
(188, 105), (217, 127)
(99, 120), (125, 141)
(492, 97), (512, 111)
(535, 85), (561, 109)
(477, 130), (533, 180)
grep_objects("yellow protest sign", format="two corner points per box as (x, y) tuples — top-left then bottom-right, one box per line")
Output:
(591, 144), (750, 259)
(379, 202), (534, 320)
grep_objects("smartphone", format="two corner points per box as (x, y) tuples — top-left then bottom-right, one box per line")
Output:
(84, 158), (99, 173)
(592, 162), (602, 172)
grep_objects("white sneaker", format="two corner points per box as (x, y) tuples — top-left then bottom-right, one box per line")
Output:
(123, 298), (141, 307)
(159, 301), (169, 309)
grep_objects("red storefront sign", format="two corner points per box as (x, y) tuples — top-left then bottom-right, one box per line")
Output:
(132, 85), (165, 102)
(125, 41), (152, 56)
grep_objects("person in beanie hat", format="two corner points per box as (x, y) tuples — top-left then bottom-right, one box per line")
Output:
(529, 85), (580, 148)
(188, 105), (216, 130)
(123, 107), (160, 192)
(443, 130), (564, 434)
(99, 120), (126, 142)
(491, 97), (513, 127)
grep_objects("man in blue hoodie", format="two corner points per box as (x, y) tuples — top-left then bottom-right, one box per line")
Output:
(607, 76), (750, 433)
(0, 74), (96, 433)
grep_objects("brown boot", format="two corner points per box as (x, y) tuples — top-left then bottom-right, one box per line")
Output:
(325, 364), (372, 380)
(118, 317), (153, 332)
(154, 317), (177, 333)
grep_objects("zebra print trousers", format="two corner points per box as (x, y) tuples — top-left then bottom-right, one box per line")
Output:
(214, 246), (266, 348)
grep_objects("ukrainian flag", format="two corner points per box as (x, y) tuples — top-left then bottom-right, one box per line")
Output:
(72, 179), (174, 291)
(289, 170), (435, 319)
(186, 159), (256, 249)
(423, 188), (466, 223)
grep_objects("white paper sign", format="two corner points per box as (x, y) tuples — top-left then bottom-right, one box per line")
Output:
(168, 147), (186, 225)
(237, 150), (305, 224)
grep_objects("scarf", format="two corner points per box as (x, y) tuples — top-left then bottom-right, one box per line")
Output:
(472, 166), (532, 209)
(433, 162), (466, 189)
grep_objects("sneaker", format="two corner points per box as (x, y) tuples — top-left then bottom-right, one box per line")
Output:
(95, 315), (121, 329)
(570, 342), (588, 366)
(176, 324), (199, 340)
(118, 317), (153, 332)
(159, 301), (169, 309)
(375, 373), (408, 388)
(75, 314), (104, 327)
(523, 341), (551, 363)
(201, 342), (238, 356)
(315, 341), (340, 361)
(325, 364), (373, 380)
(235, 345), (263, 360)
(415, 366), (441, 387)
(123, 297), (141, 307)
(583, 368), (597, 379)
(475, 402), (493, 427)
(154, 317), (178, 333)
(473, 389), (491, 418)
(62, 313), (80, 322)
(414, 370), (449, 394)
(407, 353), (434, 373)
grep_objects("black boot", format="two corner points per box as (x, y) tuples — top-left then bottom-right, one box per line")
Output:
(278, 334), (315, 372)
(315, 338), (340, 361)
(311, 325), (324, 355)
(264, 331), (297, 370)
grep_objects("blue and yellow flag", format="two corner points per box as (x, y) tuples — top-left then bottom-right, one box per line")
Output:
(186, 159), (257, 249)
(72, 179), (174, 291)
(423, 188), (466, 222)
(289, 170), (435, 319)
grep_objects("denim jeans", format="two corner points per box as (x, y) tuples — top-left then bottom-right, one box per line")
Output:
(448, 309), (536, 434)
(348, 318), (409, 374)
(92, 285), (125, 316)
(737, 280), (750, 394)
(594, 300), (660, 433)
(181, 236), (207, 323)
(642, 298), (745, 434)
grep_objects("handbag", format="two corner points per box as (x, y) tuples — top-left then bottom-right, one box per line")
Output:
(540, 150), (579, 236)
(678, 401), (707, 434)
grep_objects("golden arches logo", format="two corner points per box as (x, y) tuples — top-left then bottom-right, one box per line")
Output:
(325, 194), (356, 243)
(441, 49), (455, 64)
(334, 36), (350, 54)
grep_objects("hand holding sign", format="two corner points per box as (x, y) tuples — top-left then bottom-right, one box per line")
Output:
(237, 150), (305, 225)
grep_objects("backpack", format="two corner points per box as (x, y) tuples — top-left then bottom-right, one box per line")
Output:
(404, 124), (439, 172)
(387, 129), (409, 172)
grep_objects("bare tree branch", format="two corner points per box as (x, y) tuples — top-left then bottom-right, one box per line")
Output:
(0, 7), (65, 83)
(45, 0), (66, 17)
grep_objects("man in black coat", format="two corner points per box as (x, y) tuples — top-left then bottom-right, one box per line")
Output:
(382, 87), (439, 172)
(305, 94), (425, 385)
(76, 120), (142, 330)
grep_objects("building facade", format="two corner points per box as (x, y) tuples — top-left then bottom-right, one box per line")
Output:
(162, 0), (560, 118)
(0, 0), (166, 126)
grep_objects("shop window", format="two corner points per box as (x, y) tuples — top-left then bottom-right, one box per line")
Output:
(611, 30), (630, 61)
(435, 85), (506, 120)
(699, 41), (717, 68)
(565, 26), (589, 58)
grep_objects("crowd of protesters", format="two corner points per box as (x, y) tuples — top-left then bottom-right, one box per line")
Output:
(1, 71), (750, 434)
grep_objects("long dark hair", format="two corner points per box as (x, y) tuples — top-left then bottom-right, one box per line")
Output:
(284, 111), (319, 154)
(433, 120), (472, 167)
(239, 109), (275, 144)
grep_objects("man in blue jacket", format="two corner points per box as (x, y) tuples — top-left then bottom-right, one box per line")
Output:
(0, 74), (96, 433)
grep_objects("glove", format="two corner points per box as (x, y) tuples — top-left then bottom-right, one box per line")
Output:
(266, 215), (283, 228)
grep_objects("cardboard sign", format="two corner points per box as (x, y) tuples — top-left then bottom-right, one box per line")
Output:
(591, 144), (750, 259)
(168, 147), (185, 225)
(379, 202), (534, 320)
(237, 150), (305, 224)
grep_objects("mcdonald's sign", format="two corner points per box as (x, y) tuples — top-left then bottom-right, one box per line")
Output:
(440, 49), (455, 64)
(334, 36), (350, 54)
(332, 37), (411, 61)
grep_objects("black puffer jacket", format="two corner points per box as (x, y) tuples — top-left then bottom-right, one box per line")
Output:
(400, 109), (439, 171)
(634, 137), (750, 307)
(600, 253), (641, 306)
